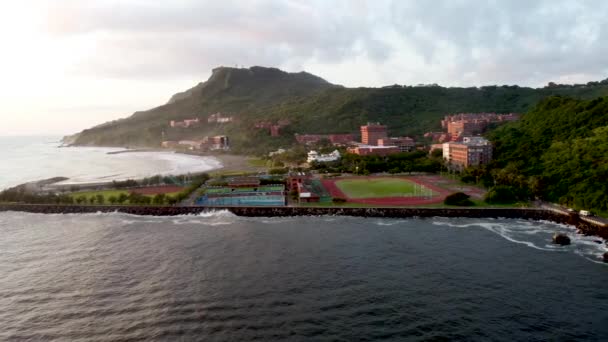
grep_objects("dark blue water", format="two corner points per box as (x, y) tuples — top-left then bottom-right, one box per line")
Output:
(0, 211), (606, 341)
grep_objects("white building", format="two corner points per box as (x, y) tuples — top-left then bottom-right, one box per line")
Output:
(307, 150), (341, 163)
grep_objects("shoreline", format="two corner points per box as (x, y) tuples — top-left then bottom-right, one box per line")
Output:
(0, 145), (234, 192)
(1, 204), (606, 240)
(33, 152), (261, 192)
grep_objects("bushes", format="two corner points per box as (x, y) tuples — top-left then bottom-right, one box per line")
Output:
(332, 197), (347, 204)
(269, 167), (288, 175)
(485, 185), (518, 204)
(444, 192), (474, 206)
(112, 179), (138, 188)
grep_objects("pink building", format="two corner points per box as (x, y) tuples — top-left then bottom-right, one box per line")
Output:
(255, 120), (290, 137)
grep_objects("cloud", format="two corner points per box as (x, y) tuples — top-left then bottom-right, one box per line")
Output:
(43, 0), (391, 80)
(387, 0), (608, 85)
(38, 0), (608, 86)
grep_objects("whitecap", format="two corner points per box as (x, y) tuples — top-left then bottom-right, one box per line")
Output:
(432, 218), (607, 263)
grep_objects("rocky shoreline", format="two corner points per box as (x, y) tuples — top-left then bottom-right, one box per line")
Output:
(1, 204), (606, 240)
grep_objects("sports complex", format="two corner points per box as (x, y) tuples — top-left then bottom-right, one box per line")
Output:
(321, 176), (450, 205)
(197, 184), (286, 206)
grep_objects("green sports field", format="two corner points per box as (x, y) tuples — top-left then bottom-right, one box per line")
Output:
(335, 178), (425, 198)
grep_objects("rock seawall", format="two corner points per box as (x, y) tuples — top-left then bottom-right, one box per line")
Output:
(0, 204), (606, 239)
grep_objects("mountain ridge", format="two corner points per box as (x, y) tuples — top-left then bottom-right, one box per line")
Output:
(68, 65), (608, 154)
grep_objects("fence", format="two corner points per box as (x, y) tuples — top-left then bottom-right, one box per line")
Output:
(197, 184), (286, 207)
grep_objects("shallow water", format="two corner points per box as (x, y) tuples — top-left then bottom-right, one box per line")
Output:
(0, 136), (221, 190)
(0, 212), (606, 341)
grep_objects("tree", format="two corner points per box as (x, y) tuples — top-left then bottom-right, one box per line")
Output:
(128, 192), (146, 205)
(166, 196), (179, 205)
(430, 148), (443, 158)
(108, 196), (118, 205)
(153, 193), (166, 205)
(140, 196), (152, 205)
(485, 186), (518, 204)
(269, 167), (288, 175)
(117, 193), (129, 204)
(444, 192), (474, 206)
(95, 194), (105, 205)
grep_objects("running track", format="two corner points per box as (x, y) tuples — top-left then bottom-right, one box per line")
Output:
(320, 176), (451, 205)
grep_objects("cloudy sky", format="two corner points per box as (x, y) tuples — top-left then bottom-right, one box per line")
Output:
(2, 0), (607, 135)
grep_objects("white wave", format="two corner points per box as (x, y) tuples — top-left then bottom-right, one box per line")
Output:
(372, 220), (402, 226)
(196, 210), (237, 218)
(432, 218), (607, 264)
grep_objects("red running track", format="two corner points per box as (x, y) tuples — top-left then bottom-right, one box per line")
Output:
(320, 176), (451, 206)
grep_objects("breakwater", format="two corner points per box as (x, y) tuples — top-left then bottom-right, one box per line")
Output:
(1, 203), (606, 239)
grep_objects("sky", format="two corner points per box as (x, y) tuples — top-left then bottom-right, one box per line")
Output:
(1, 0), (607, 136)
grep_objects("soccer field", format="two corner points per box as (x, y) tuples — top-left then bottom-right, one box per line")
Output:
(335, 178), (425, 198)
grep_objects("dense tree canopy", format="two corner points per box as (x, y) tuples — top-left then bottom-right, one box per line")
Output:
(480, 96), (608, 213)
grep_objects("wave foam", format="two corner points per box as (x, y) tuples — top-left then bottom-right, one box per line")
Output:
(432, 219), (607, 264)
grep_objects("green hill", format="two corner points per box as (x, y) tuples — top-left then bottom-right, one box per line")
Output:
(479, 96), (608, 213)
(68, 66), (608, 154)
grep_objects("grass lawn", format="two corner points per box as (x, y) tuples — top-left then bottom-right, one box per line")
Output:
(70, 190), (130, 199)
(247, 158), (268, 168)
(70, 189), (183, 200)
(335, 178), (428, 198)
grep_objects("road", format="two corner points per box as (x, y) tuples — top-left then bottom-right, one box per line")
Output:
(539, 201), (608, 226)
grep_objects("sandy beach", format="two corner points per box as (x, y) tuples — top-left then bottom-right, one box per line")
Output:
(208, 154), (267, 173)
(37, 153), (265, 192)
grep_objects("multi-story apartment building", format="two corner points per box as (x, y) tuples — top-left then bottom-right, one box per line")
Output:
(360, 123), (388, 145)
(442, 113), (520, 136)
(442, 137), (492, 170)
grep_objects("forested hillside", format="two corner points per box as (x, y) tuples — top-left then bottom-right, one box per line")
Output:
(69, 66), (608, 155)
(472, 96), (608, 213)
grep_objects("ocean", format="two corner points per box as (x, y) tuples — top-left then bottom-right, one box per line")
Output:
(0, 136), (221, 190)
(1, 135), (607, 340)
(0, 212), (606, 341)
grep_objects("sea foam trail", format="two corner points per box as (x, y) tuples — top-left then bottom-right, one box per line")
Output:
(432, 218), (607, 264)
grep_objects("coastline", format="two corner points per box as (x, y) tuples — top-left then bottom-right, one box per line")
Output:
(0, 141), (232, 191)
(1, 204), (606, 240)
(25, 152), (261, 192)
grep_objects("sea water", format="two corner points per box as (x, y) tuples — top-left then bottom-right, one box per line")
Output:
(0, 136), (221, 190)
(0, 212), (606, 341)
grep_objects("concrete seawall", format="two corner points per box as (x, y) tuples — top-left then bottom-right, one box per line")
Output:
(0, 204), (606, 239)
